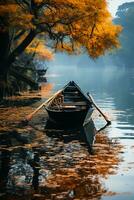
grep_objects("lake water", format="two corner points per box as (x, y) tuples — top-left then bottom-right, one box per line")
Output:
(0, 62), (134, 200)
(46, 63), (134, 200)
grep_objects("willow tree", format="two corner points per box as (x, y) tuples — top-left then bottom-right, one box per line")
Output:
(0, 0), (122, 97)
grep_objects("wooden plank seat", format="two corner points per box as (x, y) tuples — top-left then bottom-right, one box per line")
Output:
(62, 101), (88, 106)
(65, 86), (77, 89)
(50, 105), (87, 111)
(64, 95), (82, 99)
(62, 105), (77, 108)
(63, 91), (79, 94)
(64, 87), (77, 92)
(50, 101), (88, 110)
(64, 98), (83, 102)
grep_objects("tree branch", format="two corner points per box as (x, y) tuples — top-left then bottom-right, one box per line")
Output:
(15, 0), (30, 10)
(90, 23), (96, 38)
(7, 30), (36, 67)
(14, 30), (26, 41)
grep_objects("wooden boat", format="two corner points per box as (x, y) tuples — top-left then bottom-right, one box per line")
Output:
(45, 81), (93, 127)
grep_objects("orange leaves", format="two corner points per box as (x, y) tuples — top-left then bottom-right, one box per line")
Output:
(27, 44), (53, 60)
(0, 4), (17, 15)
(87, 23), (122, 58)
(10, 13), (34, 30)
(26, 38), (54, 60)
(41, 0), (122, 57)
(40, 83), (54, 98)
(0, 3), (34, 31)
(34, 0), (43, 4)
(55, 41), (81, 55)
(0, 0), (122, 59)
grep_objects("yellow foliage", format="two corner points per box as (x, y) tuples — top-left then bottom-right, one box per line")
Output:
(0, 3), (34, 30)
(26, 38), (54, 60)
(86, 23), (122, 58)
(0, 0), (122, 58)
(0, 4), (17, 14)
(34, 0), (43, 4)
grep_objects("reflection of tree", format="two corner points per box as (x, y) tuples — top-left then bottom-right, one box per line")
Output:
(38, 131), (121, 199)
(41, 120), (121, 199)
(40, 168), (103, 199)
(6, 148), (33, 192)
(30, 152), (40, 191)
(0, 120), (121, 199)
(45, 119), (96, 153)
(0, 150), (11, 192)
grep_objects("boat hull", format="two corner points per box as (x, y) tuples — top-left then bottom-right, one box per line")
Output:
(45, 81), (93, 128)
(46, 107), (93, 127)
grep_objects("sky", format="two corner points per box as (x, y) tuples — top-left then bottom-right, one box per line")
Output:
(108, 0), (134, 16)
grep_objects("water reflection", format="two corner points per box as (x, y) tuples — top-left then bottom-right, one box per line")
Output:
(45, 119), (96, 154)
(45, 64), (134, 199)
(29, 152), (40, 191)
(0, 150), (11, 193)
(0, 118), (119, 200)
(1, 63), (134, 199)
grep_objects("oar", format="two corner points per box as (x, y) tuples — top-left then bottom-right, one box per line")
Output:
(87, 92), (111, 125)
(24, 89), (62, 123)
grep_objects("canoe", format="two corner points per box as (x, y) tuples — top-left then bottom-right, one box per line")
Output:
(45, 81), (93, 127)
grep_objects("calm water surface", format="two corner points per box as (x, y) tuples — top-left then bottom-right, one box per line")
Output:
(46, 64), (134, 200)
(0, 63), (134, 200)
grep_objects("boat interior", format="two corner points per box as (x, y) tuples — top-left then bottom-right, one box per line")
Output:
(48, 85), (90, 111)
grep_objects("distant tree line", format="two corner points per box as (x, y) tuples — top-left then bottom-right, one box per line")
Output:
(109, 2), (134, 68)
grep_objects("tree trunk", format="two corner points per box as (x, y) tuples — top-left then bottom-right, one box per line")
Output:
(0, 30), (36, 99)
(0, 31), (10, 77)
(7, 30), (36, 68)
(0, 31), (10, 98)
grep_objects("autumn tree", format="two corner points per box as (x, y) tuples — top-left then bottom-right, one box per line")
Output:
(0, 0), (121, 97)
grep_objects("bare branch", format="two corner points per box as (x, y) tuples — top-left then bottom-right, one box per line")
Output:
(90, 23), (96, 38)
